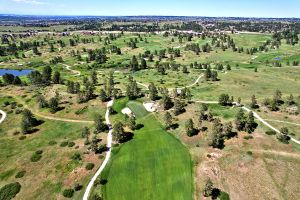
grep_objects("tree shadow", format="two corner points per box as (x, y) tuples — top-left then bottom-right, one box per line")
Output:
(135, 124), (144, 130)
(119, 132), (134, 143)
(170, 123), (179, 130)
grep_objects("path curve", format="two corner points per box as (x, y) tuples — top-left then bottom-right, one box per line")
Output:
(0, 109), (7, 124)
(193, 100), (300, 145)
(83, 100), (114, 200)
(62, 64), (81, 76)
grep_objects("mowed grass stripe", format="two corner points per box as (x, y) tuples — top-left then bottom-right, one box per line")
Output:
(102, 102), (193, 200)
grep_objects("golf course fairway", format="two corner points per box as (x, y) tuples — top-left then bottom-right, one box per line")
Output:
(101, 101), (193, 200)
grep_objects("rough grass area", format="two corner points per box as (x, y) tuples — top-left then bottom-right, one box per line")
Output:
(101, 102), (193, 200)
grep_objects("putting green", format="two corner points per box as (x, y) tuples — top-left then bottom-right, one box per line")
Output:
(102, 101), (193, 200)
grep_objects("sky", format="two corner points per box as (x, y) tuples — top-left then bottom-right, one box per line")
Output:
(0, 0), (299, 18)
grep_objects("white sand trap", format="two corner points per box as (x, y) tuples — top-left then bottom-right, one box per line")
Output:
(121, 107), (132, 115)
(143, 103), (157, 112)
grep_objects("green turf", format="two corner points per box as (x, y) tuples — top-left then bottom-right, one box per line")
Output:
(101, 102), (193, 200)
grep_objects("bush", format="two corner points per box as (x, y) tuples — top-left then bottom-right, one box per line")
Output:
(219, 191), (230, 200)
(85, 163), (95, 170)
(19, 135), (26, 140)
(73, 183), (83, 191)
(35, 150), (43, 155)
(48, 141), (57, 146)
(277, 133), (290, 144)
(30, 153), (42, 162)
(62, 189), (74, 198)
(60, 141), (69, 147)
(15, 171), (26, 179)
(265, 130), (276, 135)
(68, 142), (75, 147)
(0, 182), (21, 200)
(71, 153), (81, 161)
(243, 135), (253, 140)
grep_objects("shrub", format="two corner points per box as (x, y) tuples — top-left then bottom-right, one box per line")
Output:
(277, 133), (290, 144)
(68, 142), (75, 147)
(30, 153), (42, 162)
(265, 130), (276, 135)
(0, 182), (21, 200)
(62, 189), (74, 198)
(73, 183), (83, 191)
(15, 171), (26, 179)
(19, 136), (26, 140)
(60, 141), (69, 147)
(71, 153), (81, 161)
(243, 135), (253, 140)
(219, 191), (230, 200)
(35, 150), (43, 155)
(85, 163), (95, 170)
(246, 151), (253, 156)
(48, 141), (57, 146)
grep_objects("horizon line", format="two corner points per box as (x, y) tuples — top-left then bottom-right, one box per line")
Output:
(0, 13), (300, 20)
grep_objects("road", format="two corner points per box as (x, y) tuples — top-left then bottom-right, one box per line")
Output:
(83, 100), (114, 200)
(0, 109), (7, 124)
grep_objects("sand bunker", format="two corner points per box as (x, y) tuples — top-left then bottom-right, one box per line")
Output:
(122, 107), (132, 115)
(143, 103), (157, 112)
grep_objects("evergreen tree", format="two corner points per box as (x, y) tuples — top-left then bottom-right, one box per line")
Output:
(42, 65), (52, 85)
(148, 82), (158, 101)
(128, 115), (136, 130)
(21, 109), (37, 134)
(235, 108), (246, 131)
(174, 99), (184, 116)
(130, 55), (139, 71)
(94, 114), (106, 133)
(99, 89), (108, 102)
(250, 95), (258, 108)
(52, 71), (61, 84)
(112, 122), (125, 143)
(185, 119), (195, 137)
(245, 111), (256, 133)
(164, 112), (173, 129)
(36, 95), (48, 108)
(90, 70), (98, 85)
(203, 179), (214, 197)
(49, 97), (59, 113)
(161, 94), (173, 110)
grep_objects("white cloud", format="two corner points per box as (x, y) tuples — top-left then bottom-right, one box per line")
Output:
(12, 0), (47, 5)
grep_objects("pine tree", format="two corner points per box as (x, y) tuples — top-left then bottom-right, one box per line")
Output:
(235, 108), (246, 131)
(52, 71), (61, 84)
(250, 95), (258, 108)
(174, 99), (184, 116)
(90, 70), (98, 85)
(49, 97), (59, 113)
(99, 89), (108, 102)
(245, 111), (256, 133)
(113, 122), (125, 142)
(94, 114), (106, 133)
(164, 112), (173, 129)
(185, 119), (194, 137)
(148, 82), (158, 101)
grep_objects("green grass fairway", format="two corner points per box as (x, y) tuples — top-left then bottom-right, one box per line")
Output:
(102, 102), (193, 200)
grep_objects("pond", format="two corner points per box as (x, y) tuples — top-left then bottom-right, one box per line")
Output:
(0, 69), (33, 76)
